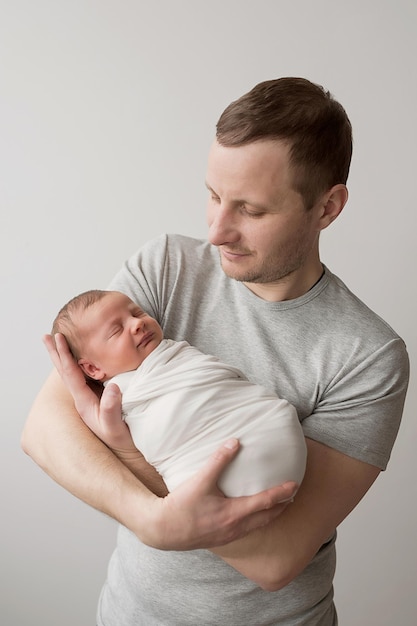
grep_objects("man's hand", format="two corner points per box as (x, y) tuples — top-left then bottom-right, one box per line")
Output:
(141, 438), (298, 550)
(42, 333), (298, 552)
(43, 333), (136, 453)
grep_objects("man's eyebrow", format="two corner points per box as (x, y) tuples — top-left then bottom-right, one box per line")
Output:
(205, 182), (269, 211)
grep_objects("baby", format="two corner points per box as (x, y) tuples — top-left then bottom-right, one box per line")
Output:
(51, 289), (307, 496)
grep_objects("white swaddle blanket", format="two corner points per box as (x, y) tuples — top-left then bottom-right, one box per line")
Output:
(108, 339), (307, 496)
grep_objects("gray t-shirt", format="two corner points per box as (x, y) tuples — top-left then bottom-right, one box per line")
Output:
(97, 234), (409, 626)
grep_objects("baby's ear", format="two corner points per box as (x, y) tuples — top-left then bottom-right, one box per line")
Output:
(78, 358), (104, 381)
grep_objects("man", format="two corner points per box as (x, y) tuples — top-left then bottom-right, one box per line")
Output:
(22, 77), (409, 625)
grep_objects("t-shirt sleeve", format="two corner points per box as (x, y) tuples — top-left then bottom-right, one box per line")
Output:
(301, 337), (409, 469)
(107, 234), (170, 323)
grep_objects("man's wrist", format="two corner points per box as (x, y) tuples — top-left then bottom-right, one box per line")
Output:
(113, 447), (168, 498)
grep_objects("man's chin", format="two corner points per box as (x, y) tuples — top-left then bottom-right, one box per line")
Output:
(217, 250), (256, 282)
(220, 263), (252, 283)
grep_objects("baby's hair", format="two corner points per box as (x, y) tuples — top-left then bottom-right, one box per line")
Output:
(51, 289), (109, 360)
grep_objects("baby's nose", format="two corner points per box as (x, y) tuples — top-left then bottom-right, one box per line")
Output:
(131, 317), (144, 332)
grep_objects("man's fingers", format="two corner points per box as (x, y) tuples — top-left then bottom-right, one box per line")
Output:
(197, 438), (241, 487)
(100, 383), (122, 415)
(42, 334), (63, 373)
(200, 439), (298, 503)
(55, 334), (86, 385)
(239, 481), (298, 513)
(99, 384), (138, 449)
(54, 332), (76, 364)
(43, 332), (97, 417)
(212, 500), (293, 548)
(213, 482), (298, 545)
(42, 334), (129, 449)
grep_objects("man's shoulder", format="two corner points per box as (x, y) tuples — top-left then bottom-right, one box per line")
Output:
(323, 267), (403, 343)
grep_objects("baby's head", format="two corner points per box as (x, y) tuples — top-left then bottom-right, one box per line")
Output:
(52, 290), (108, 362)
(52, 290), (164, 381)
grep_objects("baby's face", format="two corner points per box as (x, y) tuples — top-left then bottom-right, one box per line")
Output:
(76, 292), (164, 381)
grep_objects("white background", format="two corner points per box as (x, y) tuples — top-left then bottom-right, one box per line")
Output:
(1, 1), (416, 624)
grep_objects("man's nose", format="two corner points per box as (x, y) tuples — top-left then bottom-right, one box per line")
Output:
(208, 204), (240, 246)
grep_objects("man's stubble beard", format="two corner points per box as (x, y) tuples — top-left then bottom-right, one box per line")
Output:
(217, 243), (312, 285)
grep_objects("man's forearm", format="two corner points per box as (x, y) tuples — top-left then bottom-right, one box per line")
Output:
(112, 447), (168, 497)
(21, 370), (159, 533)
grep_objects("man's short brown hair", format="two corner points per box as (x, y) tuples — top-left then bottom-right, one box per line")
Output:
(216, 77), (352, 209)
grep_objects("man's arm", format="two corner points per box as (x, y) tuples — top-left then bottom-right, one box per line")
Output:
(211, 437), (380, 590)
(22, 367), (296, 550)
(21, 370), (164, 518)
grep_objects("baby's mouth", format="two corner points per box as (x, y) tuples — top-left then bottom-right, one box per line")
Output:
(137, 332), (153, 348)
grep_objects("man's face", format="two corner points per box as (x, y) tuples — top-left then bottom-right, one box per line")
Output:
(206, 139), (325, 300)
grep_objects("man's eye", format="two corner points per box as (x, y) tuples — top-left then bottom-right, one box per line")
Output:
(241, 206), (265, 218)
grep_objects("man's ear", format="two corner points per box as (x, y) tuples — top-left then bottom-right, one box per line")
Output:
(318, 184), (349, 230)
(78, 358), (105, 381)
